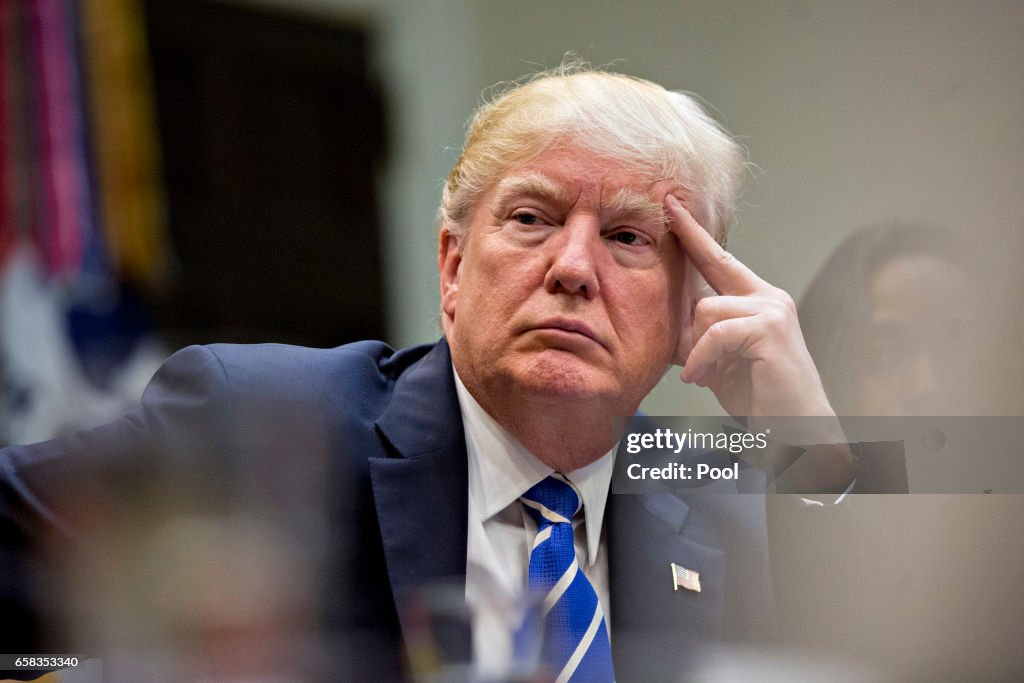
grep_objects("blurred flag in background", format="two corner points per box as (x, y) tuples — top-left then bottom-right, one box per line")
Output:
(0, 0), (170, 446)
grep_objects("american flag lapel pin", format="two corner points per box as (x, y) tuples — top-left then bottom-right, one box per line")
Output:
(671, 562), (701, 593)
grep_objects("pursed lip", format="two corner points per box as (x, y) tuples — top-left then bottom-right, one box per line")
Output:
(531, 317), (609, 351)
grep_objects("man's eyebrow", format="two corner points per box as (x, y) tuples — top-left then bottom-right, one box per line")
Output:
(489, 174), (668, 230)
(490, 174), (570, 212)
(605, 188), (668, 232)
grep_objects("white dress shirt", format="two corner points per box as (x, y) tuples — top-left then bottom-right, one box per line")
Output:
(453, 368), (615, 678)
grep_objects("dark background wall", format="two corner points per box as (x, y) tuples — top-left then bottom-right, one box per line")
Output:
(145, 0), (387, 348)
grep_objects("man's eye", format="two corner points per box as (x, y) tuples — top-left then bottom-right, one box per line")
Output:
(610, 230), (648, 247)
(512, 211), (540, 225)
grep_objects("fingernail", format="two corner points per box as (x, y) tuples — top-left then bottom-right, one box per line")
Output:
(666, 195), (681, 208)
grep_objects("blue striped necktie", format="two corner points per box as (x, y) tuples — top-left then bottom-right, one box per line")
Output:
(519, 474), (615, 682)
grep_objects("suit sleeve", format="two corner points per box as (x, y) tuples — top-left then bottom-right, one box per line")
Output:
(0, 345), (229, 667)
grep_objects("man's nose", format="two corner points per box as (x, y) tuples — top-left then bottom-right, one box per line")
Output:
(543, 216), (602, 298)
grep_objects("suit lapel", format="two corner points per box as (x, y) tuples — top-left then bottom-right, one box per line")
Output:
(369, 339), (472, 662)
(608, 491), (727, 677)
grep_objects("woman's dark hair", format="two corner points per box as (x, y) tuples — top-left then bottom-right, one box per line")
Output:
(798, 224), (966, 414)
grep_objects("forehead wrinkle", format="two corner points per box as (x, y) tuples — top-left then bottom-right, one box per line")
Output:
(604, 188), (669, 232)
(490, 173), (571, 212)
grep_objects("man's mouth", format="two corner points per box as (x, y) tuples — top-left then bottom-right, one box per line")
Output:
(531, 318), (608, 351)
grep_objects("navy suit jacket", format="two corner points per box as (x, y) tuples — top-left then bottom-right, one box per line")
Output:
(0, 338), (772, 679)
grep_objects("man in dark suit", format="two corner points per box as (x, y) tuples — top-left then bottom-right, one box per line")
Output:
(1, 68), (849, 681)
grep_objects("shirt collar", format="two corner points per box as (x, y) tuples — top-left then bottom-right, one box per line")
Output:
(454, 366), (616, 566)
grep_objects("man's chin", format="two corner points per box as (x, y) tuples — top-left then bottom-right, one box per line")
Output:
(509, 351), (617, 401)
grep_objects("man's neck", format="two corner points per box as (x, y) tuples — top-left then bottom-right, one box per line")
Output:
(457, 378), (625, 471)
(501, 405), (616, 472)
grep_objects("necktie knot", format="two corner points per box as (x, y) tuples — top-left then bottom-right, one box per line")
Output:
(520, 474), (581, 527)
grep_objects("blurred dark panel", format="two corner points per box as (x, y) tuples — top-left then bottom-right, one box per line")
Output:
(144, 0), (387, 348)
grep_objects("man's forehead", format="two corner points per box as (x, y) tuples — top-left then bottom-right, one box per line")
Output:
(490, 170), (669, 224)
(493, 173), (571, 204)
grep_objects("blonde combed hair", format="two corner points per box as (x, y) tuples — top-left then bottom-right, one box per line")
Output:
(438, 63), (746, 244)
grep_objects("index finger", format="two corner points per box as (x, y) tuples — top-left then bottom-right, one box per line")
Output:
(665, 194), (765, 295)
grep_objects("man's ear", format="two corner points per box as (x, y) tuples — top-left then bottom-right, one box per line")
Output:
(438, 225), (463, 321)
(671, 271), (702, 366)
(672, 298), (696, 366)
